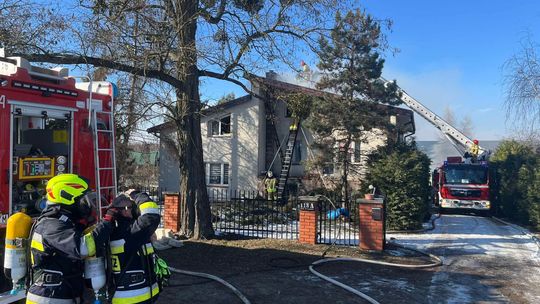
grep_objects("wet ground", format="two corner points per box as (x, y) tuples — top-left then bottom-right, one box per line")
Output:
(157, 214), (540, 304)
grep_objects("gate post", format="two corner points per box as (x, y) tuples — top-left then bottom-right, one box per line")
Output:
(298, 196), (319, 244)
(163, 192), (181, 232)
(357, 197), (385, 251)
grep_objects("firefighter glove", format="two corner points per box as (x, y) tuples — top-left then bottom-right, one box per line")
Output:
(103, 207), (119, 222)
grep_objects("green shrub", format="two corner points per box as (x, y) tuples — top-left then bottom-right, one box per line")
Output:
(364, 143), (431, 230)
(490, 140), (540, 227)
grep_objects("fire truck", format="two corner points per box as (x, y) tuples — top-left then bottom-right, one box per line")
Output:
(395, 83), (491, 214)
(0, 50), (118, 225)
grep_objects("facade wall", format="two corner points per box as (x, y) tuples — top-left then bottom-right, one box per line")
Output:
(158, 128), (181, 192)
(155, 91), (412, 194)
(201, 101), (262, 192)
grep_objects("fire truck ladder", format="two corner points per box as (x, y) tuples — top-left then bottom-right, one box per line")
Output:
(392, 82), (489, 159)
(89, 85), (118, 215)
(277, 121), (300, 200)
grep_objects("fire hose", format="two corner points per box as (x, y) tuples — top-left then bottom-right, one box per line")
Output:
(309, 240), (442, 304)
(168, 267), (251, 304)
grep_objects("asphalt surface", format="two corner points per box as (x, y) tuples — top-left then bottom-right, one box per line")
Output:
(156, 214), (540, 304)
(389, 214), (540, 303)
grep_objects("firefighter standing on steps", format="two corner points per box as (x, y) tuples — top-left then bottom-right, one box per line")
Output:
(26, 173), (118, 304)
(264, 171), (277, 201)
(108, 190), (161, 303)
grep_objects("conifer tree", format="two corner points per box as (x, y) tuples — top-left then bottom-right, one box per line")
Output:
(306, 9), (401, 201)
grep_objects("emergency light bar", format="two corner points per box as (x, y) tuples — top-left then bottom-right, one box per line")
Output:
(12, 80), (78, 97)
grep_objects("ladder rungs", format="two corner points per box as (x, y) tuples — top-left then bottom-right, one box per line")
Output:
(98, 129), (113, 133)
(98, 148), (114, 152)
(98, 167), (115, 170)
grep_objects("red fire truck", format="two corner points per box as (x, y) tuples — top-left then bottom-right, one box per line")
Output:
(432, 157), (490, 214)
(395, 83), (491, 214)
(0, 51), (118, 225)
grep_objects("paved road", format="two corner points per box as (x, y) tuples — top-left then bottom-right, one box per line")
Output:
(389, 214), (540, 304)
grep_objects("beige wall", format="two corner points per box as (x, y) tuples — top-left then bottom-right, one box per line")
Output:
(201, 101), (262, 193)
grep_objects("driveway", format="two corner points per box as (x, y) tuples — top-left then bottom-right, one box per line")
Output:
(156, 214), (540, 304)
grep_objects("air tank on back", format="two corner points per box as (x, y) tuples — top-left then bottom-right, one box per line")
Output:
(4, 212), (33, 294)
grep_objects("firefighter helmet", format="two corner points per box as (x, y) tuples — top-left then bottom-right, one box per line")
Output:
(46, 174), (90, 205)
(267, 171), (273, 178)
(473, 139), (479, 145)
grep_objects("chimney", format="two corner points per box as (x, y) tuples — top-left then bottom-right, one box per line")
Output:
(266, 70), (277, 80)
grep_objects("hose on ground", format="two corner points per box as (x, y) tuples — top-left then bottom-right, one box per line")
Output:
(309, 240), (443, 304)
(169, 267), (251, 304)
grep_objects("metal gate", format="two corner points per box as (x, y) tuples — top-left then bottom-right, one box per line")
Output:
(317, 198), (360, 246)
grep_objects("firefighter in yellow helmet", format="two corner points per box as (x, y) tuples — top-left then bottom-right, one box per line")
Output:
(264, 171), (277, 201)
(470, 139), (480, 161)
(108, 190), (162, 303)
(26, 173), (118, 304)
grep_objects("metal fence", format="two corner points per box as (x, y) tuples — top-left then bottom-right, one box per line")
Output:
(210, 191), (299, 239)
(146, 187), (361, 245)
(317, 196), (360, 246)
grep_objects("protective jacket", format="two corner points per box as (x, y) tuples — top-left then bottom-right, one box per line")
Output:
(109, 193), (161, 304)
(26, 205), (112, 304)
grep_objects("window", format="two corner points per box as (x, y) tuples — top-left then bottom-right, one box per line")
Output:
(322, 164), (334, 176)
(208, 115), (231, 136)
(207, 163), (230, 185)
(292, 140), (303, 164)
(285, 106), (292, 117)
(352, 141), (361, 163)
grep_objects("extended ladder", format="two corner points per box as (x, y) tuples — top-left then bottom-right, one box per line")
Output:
(277, 122), (300, 200)
(89, 83), (118, 216)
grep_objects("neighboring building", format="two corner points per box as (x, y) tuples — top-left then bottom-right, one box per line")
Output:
(147, 73), (415, 197)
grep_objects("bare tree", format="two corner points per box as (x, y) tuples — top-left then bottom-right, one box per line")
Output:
(503, 35), (540, 141)
(3, 0), (341, 239)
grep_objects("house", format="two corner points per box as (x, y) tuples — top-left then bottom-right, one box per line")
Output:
(147, 73), (415, 197)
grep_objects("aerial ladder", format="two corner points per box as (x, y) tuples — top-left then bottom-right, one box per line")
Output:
(390, 80), (489, 159)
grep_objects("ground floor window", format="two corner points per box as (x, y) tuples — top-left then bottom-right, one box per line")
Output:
(206, 163), (230, 185)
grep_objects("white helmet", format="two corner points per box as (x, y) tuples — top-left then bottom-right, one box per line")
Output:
(267, 171), (273, 178)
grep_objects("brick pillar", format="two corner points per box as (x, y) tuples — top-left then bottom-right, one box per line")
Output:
(298, 196), (319, 244)
(164, 193), (181, 232)
(358, 198), (385, 251)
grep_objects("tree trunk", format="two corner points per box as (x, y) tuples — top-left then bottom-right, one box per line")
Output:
(174, 0), (213, 239)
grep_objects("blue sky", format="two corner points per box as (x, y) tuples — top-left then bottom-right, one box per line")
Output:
(202, 0), (540, 140)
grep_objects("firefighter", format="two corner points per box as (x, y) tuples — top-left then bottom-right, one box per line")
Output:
(264, 171), (277, 201)
(26, 173), (118, 304)
(108, 190), (161, 304)
(300, 60), (312, 81)
(471, 139), (480, 161)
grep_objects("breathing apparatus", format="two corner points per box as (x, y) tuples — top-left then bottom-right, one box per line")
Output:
(3, 212), (32, 295)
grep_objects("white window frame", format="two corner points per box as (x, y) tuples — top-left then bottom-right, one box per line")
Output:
(208, 114), (231, 137)
(206, 163), (230, 185)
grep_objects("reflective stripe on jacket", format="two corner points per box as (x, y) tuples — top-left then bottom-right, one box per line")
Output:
(27, 205), (111, 303)
(110, 194), (161, 303)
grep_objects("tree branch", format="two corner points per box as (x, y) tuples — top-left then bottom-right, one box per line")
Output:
(12, 52), (184, 89)
(199, 0), (227, 24)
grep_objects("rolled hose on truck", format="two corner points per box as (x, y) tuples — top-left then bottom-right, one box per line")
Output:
(309, 241), (443, 304)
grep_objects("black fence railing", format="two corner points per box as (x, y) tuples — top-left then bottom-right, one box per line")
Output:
(317, 196), (360, 246)
(211, 194), (299, 240)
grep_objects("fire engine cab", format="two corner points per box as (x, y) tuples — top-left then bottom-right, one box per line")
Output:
(0, 50), (117, 225)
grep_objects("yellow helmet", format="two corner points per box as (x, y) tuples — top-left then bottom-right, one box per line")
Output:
(46, 174), (90, 205)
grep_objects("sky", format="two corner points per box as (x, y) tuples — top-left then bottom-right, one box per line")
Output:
(202, 0), (540, 141)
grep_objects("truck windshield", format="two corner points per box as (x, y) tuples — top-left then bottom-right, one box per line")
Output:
(443, 165), (488, 184)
